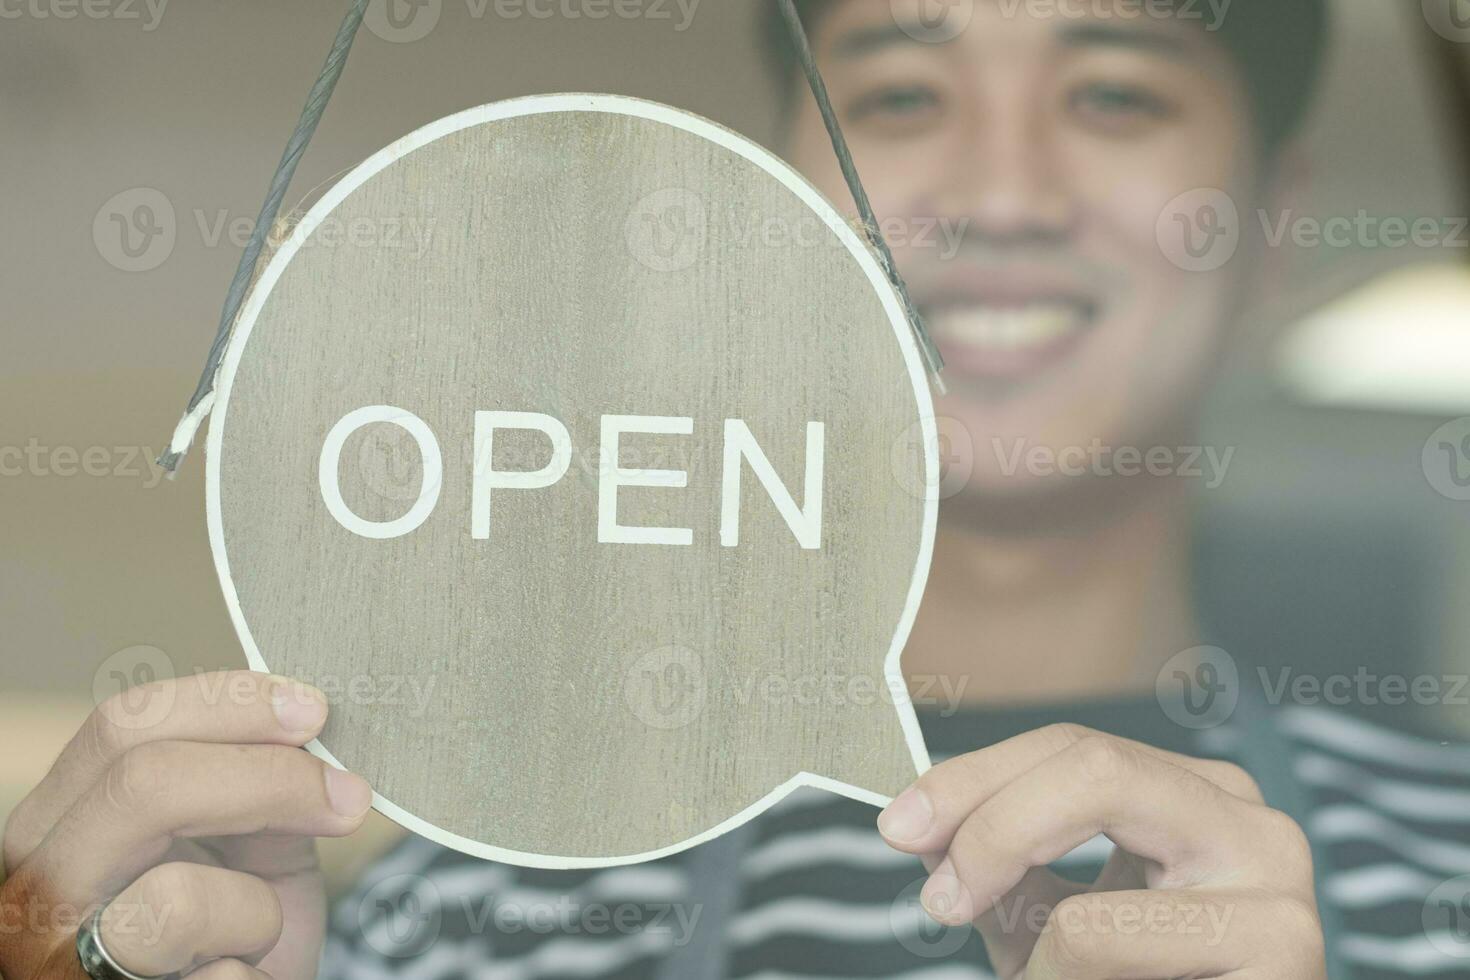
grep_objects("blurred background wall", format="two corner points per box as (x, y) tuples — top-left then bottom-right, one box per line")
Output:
(3, 0), (1469, 879)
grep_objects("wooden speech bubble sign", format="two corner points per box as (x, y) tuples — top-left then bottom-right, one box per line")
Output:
(206, 94), (938, 868)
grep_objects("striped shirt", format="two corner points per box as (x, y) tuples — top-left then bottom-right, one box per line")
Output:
(322, 700), (1470, 979)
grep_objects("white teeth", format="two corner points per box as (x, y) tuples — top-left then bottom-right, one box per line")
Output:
(931, 303), (1087, 353)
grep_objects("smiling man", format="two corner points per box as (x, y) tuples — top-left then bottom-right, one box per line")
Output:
(6, 2), (1470, 980)
(788, 0), (1283, 710)
(317, 4), (1467, 978)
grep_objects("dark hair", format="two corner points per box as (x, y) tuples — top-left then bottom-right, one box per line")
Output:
(760, 0), (1330, 154)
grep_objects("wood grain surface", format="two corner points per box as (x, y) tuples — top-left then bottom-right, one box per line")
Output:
(208, 96), (936, 867)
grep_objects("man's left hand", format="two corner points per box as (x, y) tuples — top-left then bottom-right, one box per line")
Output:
(877, 724), (1328, 979)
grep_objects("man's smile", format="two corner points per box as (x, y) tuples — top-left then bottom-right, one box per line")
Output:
(916, 264), (1108, 386)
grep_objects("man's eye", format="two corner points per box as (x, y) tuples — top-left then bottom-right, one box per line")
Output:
(846, 85), (942, 125)
(1070, 82), (1176, 127)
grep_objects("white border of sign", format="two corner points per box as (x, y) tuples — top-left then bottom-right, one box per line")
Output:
(205, 93), (940, 869)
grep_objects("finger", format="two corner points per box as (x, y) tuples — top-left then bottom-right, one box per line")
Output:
(209, 834), (319, 879)
(254, 862), (328, 980)
(1088, 847), (1145, 894)
(102, 863), (283, 977)
(28, 742), (372, 901)
(206, 833), (328, 980)
(878, 724), (1263, 855)
(922, 737), (1251, 924)
(184, 959), (274, 979)
(1021, 891), (1306, 980)
(970, 868), (1086, 979)
(5, 672), (327, 873)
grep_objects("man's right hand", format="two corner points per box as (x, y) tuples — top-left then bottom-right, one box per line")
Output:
(1, 670), (373, 979)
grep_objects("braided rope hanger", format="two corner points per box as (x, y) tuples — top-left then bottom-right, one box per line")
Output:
(158, 0), (945, 473)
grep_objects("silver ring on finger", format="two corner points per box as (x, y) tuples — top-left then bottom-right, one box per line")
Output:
(76, 904), (177, 980)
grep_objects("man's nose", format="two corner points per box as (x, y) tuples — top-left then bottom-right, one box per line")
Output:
(939, 110), (1076, 244)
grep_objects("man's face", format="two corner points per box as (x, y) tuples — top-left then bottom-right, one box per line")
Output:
(787, 0), (1263, 516)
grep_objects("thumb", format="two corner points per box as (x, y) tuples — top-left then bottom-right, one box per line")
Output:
(972, 868), (1086, 980)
